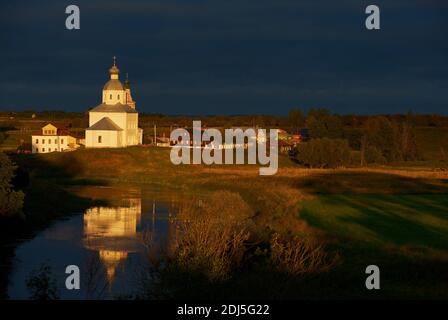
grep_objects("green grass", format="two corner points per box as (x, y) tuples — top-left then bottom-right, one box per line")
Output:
(301, 194), (448, 249)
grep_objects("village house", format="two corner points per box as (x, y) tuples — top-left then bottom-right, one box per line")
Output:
(277, 128), (307, 153)
(31, 123), (80, 153)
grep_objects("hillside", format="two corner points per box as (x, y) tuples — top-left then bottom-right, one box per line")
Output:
(4, 147), (448, 298)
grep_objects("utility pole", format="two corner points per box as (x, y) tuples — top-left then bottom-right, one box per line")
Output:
(153, 123), (157, 146)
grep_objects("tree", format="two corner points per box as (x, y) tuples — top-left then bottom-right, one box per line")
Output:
(362, 116), (419, 162)
(399, 118), (419, 161)
(0, 152), (24, 217)
(363, 117), (400, 162)
(287, 108), (305, 133)
(294, 138), (352, 168)
(306, 108), (344, 139)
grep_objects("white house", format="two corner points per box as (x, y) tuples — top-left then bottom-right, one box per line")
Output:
(86, 57), (143, 148)
(32, 123), (80, 153)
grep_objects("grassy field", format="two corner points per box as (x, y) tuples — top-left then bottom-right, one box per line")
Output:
(301, 194), (448, 248)
(6, 146), (448, 299)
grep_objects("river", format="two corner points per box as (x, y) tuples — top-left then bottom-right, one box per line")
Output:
(7, 186), (185, 299)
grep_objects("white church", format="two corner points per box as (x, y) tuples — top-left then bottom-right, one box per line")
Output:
(85, 57), (143, 148)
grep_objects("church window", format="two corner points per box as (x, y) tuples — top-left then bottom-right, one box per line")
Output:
(49, 148), (51, 152)
(110, 94), (112, 99)
(61, 139), (64, 144)
(35, 139), (39, 144)
(118, 94), (120, 99)
(98, 136), (102, 143)
(42, 148), (45, 152)
(36, 148), (38, 152)
(42, 139), (45, 144)
(49, 139), (51, 144)
(55, 139), (57, 144)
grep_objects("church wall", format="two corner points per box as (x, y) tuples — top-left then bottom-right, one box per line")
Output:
(126, 113), (139, 146)
(138, 128), (143, 144)
(86, 130), (121, 148)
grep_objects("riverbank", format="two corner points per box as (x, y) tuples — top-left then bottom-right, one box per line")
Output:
(0, 175), (105, 299)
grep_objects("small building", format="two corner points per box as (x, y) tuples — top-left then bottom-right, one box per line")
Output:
(277, 128), (305, 154)
(31, 123), (80, 153)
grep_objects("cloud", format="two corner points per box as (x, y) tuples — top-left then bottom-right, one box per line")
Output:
(1, 0), (447, 114)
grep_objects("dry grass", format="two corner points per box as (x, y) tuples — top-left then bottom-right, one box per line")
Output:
(168, 191), (252, 281)
(270, 233), (339, 276)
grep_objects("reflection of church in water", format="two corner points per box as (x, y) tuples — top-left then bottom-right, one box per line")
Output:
(83, 199), (142, 281)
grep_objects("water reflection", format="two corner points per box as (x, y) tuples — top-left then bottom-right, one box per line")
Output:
(7, 187), (180, 299)
(83, 199), (142, 282)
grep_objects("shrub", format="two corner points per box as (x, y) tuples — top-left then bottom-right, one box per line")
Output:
(25, 263), (59, 300)
(270, 233), (338, 276)
(168, 191), (253, 282)
(0, 152), (24, 217)
(294, 138), (351, 168)
(364, 145), (386, 164)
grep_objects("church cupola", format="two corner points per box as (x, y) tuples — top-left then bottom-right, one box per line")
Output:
(109, 56), (120, 80)
(102, 56), (125, 105)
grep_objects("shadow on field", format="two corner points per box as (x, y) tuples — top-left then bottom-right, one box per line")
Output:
(9, 152), (111, 225)
(301, 194), (448, 249)
(13, 152), (83, 179)
(294, 171), (448, 194)
(294, 172), (448, 249)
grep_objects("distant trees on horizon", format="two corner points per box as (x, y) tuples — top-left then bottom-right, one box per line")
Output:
(2, 109), (448, 129)
(293, 110), (420, 168)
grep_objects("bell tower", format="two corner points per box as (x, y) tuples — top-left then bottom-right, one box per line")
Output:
(124, 73), (136, 109)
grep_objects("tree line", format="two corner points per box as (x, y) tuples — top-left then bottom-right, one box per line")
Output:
(2, 110), (448, 129)
(289, 108), (420, 168)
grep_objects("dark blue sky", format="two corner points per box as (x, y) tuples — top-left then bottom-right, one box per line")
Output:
(1, 0), (447, 115)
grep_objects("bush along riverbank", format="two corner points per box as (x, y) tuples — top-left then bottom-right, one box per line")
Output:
(0, 152), (104, 299)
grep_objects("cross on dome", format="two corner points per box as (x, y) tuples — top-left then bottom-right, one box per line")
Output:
(109, 56), (120, 77)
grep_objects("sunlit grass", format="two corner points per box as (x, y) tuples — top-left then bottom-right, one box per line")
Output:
(300, 194), (448, 249)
